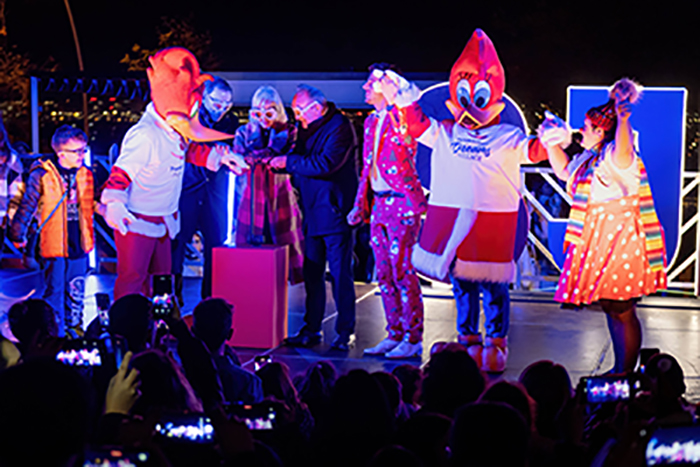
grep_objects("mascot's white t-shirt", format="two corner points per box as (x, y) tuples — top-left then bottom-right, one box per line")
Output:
(114, 103), (187, 216)
(418, 120), (533, 212)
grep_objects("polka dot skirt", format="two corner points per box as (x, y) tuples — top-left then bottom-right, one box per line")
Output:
(555, 195), (667, 305)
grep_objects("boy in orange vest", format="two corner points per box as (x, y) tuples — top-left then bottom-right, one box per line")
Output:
(9, 125), (97, 338)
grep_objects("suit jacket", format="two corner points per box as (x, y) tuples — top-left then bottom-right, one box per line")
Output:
(352, 106), (427, 222)
(287, 103), (358, 237)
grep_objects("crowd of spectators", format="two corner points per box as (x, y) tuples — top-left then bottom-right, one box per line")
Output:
(0, 295), (697, 466)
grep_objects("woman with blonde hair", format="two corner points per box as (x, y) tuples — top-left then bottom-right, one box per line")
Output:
(233, 85), (304, 283)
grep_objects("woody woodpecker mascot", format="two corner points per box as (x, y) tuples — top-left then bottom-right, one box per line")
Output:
(101, 48), (248, 299)
(385, 29), (548, 372)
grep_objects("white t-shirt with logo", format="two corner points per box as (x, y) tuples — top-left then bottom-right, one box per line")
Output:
(418, 120), (532, 212)
(115, 103), (187, 216)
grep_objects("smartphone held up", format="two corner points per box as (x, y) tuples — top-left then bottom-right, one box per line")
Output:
(152, 274), (174, 318)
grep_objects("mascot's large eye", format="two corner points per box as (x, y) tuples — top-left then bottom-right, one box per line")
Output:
(473, 81), (492, 109)
(190, 100), (200, 119)
(456, 79), (471, 109)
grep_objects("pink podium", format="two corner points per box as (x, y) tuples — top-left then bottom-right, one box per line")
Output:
(212, 245), (289, 349)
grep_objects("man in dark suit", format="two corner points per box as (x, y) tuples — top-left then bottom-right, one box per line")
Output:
(172, 77), (239, 303)
(269, 84), (358, 350)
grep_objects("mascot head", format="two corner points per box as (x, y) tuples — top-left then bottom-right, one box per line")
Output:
(447, 29), (506, 129)
(147, 47), (232, 142)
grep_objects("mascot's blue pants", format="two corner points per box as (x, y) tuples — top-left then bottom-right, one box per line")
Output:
(450, 275), (510, 338)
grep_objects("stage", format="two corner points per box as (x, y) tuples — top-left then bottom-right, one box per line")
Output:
(2, 269), (700, 401)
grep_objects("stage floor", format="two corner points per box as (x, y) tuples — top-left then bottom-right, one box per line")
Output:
(2, 269), (700, 401)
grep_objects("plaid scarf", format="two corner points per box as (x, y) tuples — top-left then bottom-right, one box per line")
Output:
(234, 122), (305, 284)
(564, 150), (665, 272)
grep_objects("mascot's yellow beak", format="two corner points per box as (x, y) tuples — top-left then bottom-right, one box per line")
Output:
(446, 100), (505, 129)
(147, 47), (233, 142)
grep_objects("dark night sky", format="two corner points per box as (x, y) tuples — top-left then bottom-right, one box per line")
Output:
(7, 0), (700, 111)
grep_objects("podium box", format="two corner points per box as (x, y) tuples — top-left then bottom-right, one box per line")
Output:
(211, 245), (289, 349)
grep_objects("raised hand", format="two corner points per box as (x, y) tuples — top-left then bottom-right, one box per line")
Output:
(105, 351), (141, 415)
(615, 99), (632, 122)
(219, 145), (250, 175)
(537, 110), (572, 148)
(268, 156), (287, 170)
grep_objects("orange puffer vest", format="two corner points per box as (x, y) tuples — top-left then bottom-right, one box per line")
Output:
(37, 159), (95, 258)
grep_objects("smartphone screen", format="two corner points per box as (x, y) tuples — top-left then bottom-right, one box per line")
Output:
(56, 339), (103, 367)
(254, 355), (272, 372)
(151, 294), (173, 318)
(581, 376), (637, 404)
(228, 404), (276, 431)
(102, 335), (128, 369)
(83, 448), (149, 467)
(152, 275), (173, 317)
(646, 425), (700, 465)
(155, 414), (214, 444)
(152, 275), (173, 296)
(96, 293), (111, 312)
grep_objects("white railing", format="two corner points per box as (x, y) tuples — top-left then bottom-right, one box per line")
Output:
(519, 167), (700, 295)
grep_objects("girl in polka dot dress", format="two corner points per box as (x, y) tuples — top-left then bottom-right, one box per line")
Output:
(542, 79), (667, 373)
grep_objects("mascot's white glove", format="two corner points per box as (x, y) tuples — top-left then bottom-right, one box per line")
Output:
(104, 201), (167, 237)
(379, 70), (420, 108)
(104, 201), (137, 236)
(537, 110), (572, 148)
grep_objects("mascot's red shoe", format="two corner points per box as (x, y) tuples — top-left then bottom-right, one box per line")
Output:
(483, 336), (508, 373)
(457, 334), (484, 368)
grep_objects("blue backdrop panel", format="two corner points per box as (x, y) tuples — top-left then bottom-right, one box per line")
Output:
(563, 87), (686, 267)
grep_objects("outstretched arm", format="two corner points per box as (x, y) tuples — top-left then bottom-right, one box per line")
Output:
(538, 111), (572, 181)
(380, 74), (437, 145)
(286, 121), (355, 178)
(186, 142), (249, 174)
(611, 99), (635, 170)
(546, 144), (572, 181)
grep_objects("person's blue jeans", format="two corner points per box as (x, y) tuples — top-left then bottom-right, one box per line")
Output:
(450, 275), (510, 338)
(302, 232), (356, 336)
(43, 256), (87, 337)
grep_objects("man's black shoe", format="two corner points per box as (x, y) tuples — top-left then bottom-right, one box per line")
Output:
(283, 332), (322, 348)
(330, 333), (356, 351)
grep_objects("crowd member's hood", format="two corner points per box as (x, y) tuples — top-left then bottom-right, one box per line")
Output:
(447, 29), (505, 129)
(147, 47), (232, 142)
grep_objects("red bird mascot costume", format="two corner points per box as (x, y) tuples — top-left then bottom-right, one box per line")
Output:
(101, 47), (247, 299)
(386, 29), (547, 372)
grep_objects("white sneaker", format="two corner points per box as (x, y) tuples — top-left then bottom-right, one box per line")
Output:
(385, 335), (422, 359)
(364, 337), (402, 355)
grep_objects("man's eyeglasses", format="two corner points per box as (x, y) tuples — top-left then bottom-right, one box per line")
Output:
(62, 146), (89, 155)
(292, 101), (317, 119)
(249, 107), (278, 121)
(206, 95), (233, 109)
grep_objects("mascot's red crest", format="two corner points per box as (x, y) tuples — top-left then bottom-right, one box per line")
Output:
(147, 47), (232, 142)
(447, 29), (506, 129)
